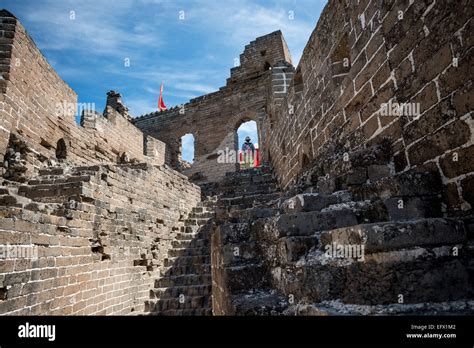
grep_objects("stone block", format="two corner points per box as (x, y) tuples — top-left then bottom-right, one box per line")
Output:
(346, 167), (367, 185)
(320, 218), (466, 253)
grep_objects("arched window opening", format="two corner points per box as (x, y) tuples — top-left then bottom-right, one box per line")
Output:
(237, 120), (260, 170)
(263, 61), (272, 71)
(56, 138), (67, 160)
(180, 133), (195, 166)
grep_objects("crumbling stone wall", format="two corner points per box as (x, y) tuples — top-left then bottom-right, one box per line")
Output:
(133, 31), (292, 183)
(134, 0), (473, 219)
(0, 9), (198, 316)
(0, 10), (165, 181)
(262, 0), (473, 216)
(0, 164), (200, 315)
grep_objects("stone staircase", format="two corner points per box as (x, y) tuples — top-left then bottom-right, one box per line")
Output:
(15, 164), (218, 316)
(211, 147), (474, 315)
(5, 164), (217, 316)
(5, 154), (471, 316)
(14, 165), (100, 204)
(145, 198), (216, 315)
(212, 166), (286, 315)
(0, 166), (97, 215)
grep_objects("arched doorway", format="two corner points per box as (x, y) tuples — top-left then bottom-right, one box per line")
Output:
(236, 120), (260, 169)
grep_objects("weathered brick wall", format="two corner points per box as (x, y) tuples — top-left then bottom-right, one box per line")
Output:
(262, 0), (473, 215)
(0, 9), (198, 316)
(0, 11), (15, 159)
(133, 31), (292, 183)
(0, 10), (165, 180)
(0, 164), (200, 315)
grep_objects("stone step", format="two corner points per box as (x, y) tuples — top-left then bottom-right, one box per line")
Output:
(289, 299), (474, 316)
(220, 175), (275, 184)
(228, 290), (289, 316)
(0, 187), (10, 195)
(145, 295), (211, 312)
(150, 284), (212, 299)
(188, 211), (214, 219)
(175, 232), (206, 241)
(342, 164), (392, 187)
(196, 200), (218, 209)
(319, 218), (467, 253)
(219, 241), (261, 266)
(224, 168), (272, 177)
(182, 225), (200, 233)
(0, 193), (31, 207)
(184, 218), (211, 226)
(219, 184), (279, 198)
(222, 181), (276, 191)
(222, 180), (278, 190)
(175, 233), (194, 241)
(17, 182), (86, 202)
(160, 263), (211, 277)
(215, 222), (252, 244)
(167, 247), (209, 258)
(182, 226), (211, 236)
(36, 165), (102, 178)
(349, 170), (442, 201)
(171, 238), (209, 249)
(155, 274), (212, 288)
(70, 165), (103, 175)
(277, 244), (469, 305)
(259, 235), (318, 266)
(218, 192), (281, 208)
(164, 255), (211, 267)
(324, 142), (392, 178)
(224, 263), (269, 292)
(381, 196), (442, 221)
(191, 206), (204, 213)
(27, 175), (93, 186)
(175, 229), (211, 239)
(294, 142), (392, 193)
(216, 206), (278, 223)
(148, 308), (212, 316)
(38, 167), (69, 176)
(281, 191), (352, 214)
(261, 202), (387, 239)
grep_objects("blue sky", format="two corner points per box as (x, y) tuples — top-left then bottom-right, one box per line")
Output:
(3, 0), (326, 162)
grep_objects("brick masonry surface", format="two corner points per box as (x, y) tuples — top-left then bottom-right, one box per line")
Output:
(0, 0), (473, 316)
(134, 0), (473, 216)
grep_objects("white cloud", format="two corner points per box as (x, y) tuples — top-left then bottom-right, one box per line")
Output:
(179, 0), (320, 65)
(237, 120), (258, 133)
(174, 83), (217, 94)
(125, 96), (157, 117)
(8, 0), (325, 117)
(22, 0), (162, 56)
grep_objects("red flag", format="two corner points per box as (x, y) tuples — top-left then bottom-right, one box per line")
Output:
(158, 82), (167, 111)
